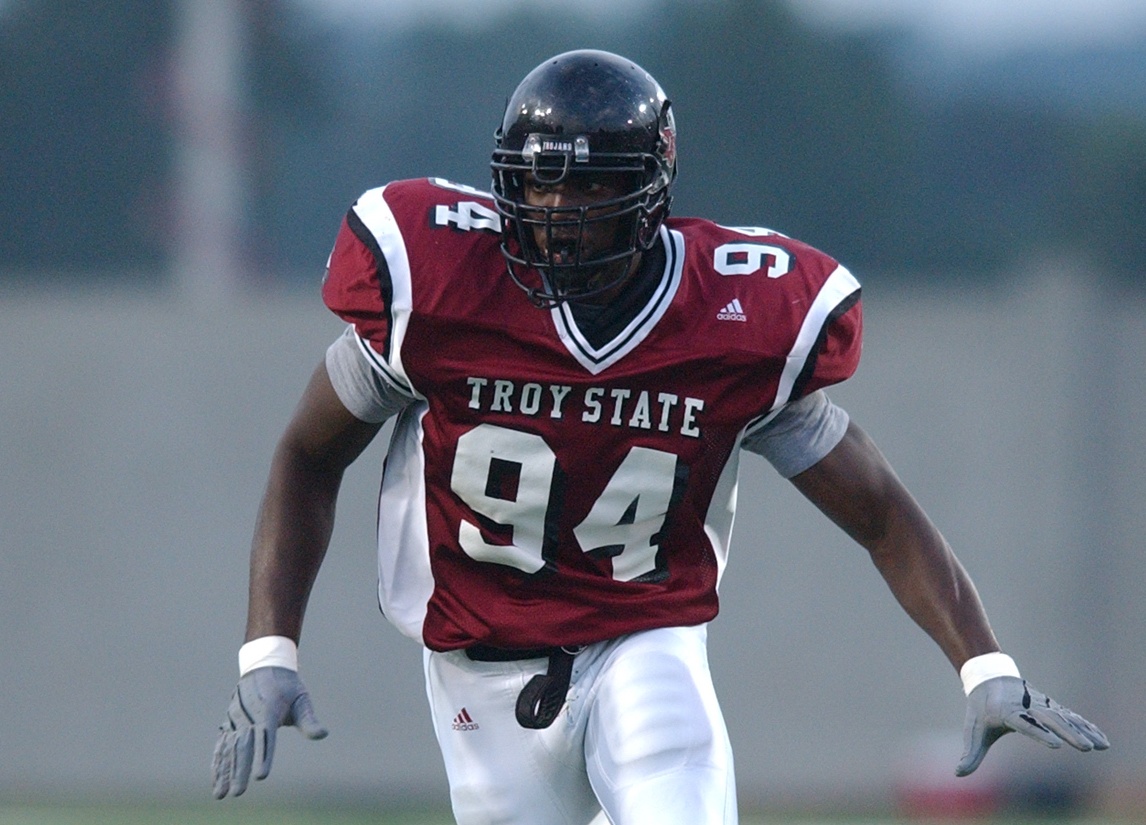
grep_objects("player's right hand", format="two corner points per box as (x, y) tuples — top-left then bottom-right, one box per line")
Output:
(212, 666), (328, 798)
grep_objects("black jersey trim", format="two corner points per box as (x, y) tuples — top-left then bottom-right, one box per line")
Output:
(352, 329), (415, 398)
(347, 205), (396, 362)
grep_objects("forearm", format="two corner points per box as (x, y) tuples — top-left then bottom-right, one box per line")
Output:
(865, 494), (999, 670)
(245, 439), (344, 642)
(242, 360), (382, 644)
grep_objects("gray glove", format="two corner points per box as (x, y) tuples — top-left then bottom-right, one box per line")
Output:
(956, 675), (1109, 776)
(212, 666), (328, 798)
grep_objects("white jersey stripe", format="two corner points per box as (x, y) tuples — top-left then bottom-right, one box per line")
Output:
(703, 435), (741, 590)
(375, 402), (434, 644)
(351, 186), (421, 398)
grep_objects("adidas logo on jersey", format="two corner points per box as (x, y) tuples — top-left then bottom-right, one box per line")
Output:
(717, 299), (747, 322)
(452, 708), (479, 731)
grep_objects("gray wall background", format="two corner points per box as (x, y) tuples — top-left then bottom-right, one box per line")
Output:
(1, 260), (1143, 813)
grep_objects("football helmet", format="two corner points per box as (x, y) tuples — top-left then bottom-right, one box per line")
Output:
(492, 50), (677, 306)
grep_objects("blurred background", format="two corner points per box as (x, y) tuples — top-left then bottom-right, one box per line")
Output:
(2, 0), (1145, 820)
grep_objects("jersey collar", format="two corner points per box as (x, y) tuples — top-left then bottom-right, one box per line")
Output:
(549, 225), (683, 375)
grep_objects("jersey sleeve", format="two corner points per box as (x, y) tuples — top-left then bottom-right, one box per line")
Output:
(766, 261), (862, 410)
(322, 201), (393, 353)
(786, 263), (862, 402)
(321, 185), (417, 396)
(798, 273), (862, 398)
(738, 258), (862, 445)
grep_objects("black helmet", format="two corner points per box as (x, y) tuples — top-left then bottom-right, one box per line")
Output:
(491, 50), (677, 306)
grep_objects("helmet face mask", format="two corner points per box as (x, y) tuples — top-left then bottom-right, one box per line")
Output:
(491, 50), (677, 307)
(500, 165), (660, 302)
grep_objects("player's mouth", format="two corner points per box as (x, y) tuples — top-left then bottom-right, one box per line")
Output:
(549, 242), (579, 266)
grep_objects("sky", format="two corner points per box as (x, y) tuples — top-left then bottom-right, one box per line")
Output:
(296, 0), (1146, 56)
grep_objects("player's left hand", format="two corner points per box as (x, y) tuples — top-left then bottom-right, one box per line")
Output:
(956, 675), (1109, 776)
(212, 666), (328, 798)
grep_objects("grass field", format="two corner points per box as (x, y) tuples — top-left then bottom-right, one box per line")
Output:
(0, 806), (451, 825)
(0, 806), (1130, 825)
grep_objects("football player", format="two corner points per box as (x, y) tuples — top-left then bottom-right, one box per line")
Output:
(212, 50), (1108, 823)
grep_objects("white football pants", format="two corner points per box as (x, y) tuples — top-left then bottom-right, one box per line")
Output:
(423, 624), (737, 825)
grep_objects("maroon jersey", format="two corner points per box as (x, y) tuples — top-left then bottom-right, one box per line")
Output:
(322, 178), (862, 651)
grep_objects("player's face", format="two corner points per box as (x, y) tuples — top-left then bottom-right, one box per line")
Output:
(521, 172), (638, 302)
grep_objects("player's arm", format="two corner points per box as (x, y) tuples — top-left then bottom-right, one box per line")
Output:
(789, 420), (996, 668)
(246, 360), (382, 643)
(788, 419), (1108, 774)
(213, 359), (383, 799)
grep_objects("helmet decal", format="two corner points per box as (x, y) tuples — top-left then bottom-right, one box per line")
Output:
(660, 123), (677, 171)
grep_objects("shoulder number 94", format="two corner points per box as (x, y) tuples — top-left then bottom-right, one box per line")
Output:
(449, 423), (687, 582)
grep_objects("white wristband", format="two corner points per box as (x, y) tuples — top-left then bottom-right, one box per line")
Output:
(238, 635), (299, 676)
(960, 652), (1020, 696)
